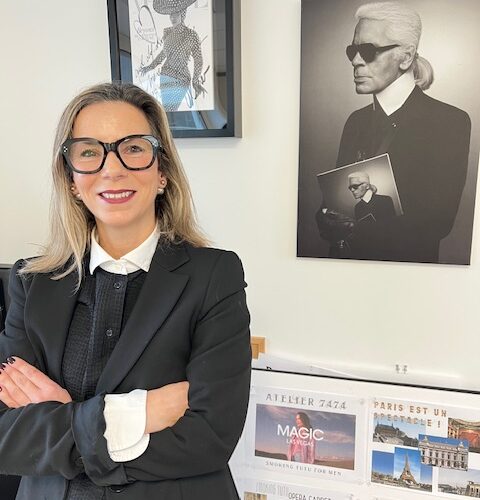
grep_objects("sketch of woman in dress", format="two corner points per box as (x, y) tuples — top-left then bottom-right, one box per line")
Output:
(139, 0), (207, 112)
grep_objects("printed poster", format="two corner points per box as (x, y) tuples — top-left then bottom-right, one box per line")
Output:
(244, 386), (367, 483)
(240, 476), (350, 500)
(369, 397), (480, 497)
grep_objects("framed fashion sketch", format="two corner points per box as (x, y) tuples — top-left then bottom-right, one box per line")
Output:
(107, 0), (242, 138)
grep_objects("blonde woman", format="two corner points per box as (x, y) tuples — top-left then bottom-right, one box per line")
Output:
(0, 82), (250, 499)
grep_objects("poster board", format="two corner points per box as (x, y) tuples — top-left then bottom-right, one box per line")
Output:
(230, 369), (480, 500)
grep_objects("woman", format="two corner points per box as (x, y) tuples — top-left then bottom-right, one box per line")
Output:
(139, 1), (206, 111)
(0, 82), (251, 499)
(287, 412), (315, 464)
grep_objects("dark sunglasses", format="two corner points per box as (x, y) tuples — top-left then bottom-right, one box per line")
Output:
(348, 183), (366, 191)
(346, 43), (399, 63)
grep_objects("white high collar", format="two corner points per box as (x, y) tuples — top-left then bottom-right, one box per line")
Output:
(375, 70), (415, 116)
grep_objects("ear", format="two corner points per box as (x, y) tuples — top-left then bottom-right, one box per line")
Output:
(399, 44), (416, 71)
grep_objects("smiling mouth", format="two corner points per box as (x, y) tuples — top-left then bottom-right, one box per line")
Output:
(100, 191), (135, 200)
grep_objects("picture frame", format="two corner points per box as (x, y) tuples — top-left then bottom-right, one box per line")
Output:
(107, 0), (241, 138)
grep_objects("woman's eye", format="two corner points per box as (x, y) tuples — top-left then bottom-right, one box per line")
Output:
(80, 149), (100, 158)
(126, 145), (144, 153)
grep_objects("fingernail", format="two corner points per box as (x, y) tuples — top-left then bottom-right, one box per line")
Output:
(6, 357), (15, 364)
(1, 364), (7, 370)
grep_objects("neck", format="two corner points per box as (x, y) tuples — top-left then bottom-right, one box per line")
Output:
(95, 220), (157, 259)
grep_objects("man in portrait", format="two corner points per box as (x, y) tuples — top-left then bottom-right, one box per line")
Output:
(336, 1), (471, 263)
(348, 171), (395, 222)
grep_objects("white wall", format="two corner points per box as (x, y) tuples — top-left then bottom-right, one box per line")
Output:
(1, 1), (479, 391)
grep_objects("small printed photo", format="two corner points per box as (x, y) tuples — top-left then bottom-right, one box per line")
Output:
(419, 434), (469, 470)
(373, 415), (423, 446)
(315, 154), (403, 260)
(438, 467), (480, 496)
(372, 448), (432, 492)
(254, 404), (356, 470)
(449, 418), (480, 454)
(244, 494), (267, 500)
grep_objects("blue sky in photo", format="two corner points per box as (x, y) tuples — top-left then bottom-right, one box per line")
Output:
(419, 434), (469, 448)
(372, 451), (393, 475)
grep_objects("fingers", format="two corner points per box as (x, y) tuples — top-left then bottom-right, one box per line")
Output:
(0, 385), (22, 409)
(4, 357), (52, 388)
(2, 360), (42, 402)
(0, 365), (31, 407)
(0, 357), (72, 407)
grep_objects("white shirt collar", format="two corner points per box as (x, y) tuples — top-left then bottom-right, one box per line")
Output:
(362, 189), (374, 203)
(375, 70), (415, 116)
(89, 226), (160, 275)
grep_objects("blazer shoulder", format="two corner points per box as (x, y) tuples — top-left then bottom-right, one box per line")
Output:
(185, 245), (242, 264)
(419, 91), (471, 127)
(184, 245), (246, 285)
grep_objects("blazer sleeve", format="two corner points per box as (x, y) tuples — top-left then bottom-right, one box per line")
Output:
(0, 261), (125, 485)
(107, 250), (252, 483)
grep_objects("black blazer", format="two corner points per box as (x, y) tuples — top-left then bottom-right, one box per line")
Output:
(337, 86), (471, 263)
(354, 193), (395, 223)
(0, 243), (251, 499)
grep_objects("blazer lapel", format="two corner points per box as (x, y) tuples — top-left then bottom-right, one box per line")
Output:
(95, 243), (190, 393)
(26, 269), (79, 383)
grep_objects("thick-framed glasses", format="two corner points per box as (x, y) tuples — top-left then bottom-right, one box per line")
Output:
(346, 43), (399, 63)
(62, 134), (163, 174)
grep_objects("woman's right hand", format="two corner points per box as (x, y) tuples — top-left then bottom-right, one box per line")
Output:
(145, 381), (189, 434)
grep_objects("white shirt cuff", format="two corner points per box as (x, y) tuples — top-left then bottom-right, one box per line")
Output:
(103, 389), (150, 462)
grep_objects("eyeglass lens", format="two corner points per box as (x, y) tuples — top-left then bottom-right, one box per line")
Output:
(68, 136), (155, 172)
(346, 43), (398, 63)
(348, 183), (364, 191)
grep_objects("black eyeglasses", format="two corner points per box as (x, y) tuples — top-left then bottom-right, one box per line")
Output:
(346, 43), (399, 63)
(62, 134), (163, 174)
(348, 183), (365, 191)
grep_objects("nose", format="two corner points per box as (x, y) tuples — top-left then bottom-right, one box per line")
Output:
(351, 51), (365, 67)
(101, 150), (127, 179)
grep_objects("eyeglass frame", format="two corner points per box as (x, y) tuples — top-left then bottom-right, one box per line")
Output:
(348, 182), (367, 192)
(62, 134), (164, 174)
(346, 43), (400, 63)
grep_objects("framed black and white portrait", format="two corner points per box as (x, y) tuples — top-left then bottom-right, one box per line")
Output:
(297, 0), (480, 265)
(107, 0), (241, 138)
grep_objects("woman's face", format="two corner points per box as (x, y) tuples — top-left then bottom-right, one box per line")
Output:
(170, 12), (182, 26)
(295, 414), (304, 428)
(71, 101), (166, 237)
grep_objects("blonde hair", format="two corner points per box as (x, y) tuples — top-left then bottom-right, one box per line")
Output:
(21, 82), (209, 287)
(355, 1), (434, 90)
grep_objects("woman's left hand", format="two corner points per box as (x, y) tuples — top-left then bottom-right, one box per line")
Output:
(0, 357), (72, 408)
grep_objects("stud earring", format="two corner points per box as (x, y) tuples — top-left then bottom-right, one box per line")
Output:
(75, 193), (82, 200)
(157, 187), (165, 195)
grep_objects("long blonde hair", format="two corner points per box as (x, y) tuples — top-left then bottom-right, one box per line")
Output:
(21, 82), (208, 286)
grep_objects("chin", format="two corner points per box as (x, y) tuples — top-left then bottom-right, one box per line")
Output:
(355, 84), (374, 95)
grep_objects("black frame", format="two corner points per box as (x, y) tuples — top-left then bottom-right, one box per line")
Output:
(107, 0), (241, 138)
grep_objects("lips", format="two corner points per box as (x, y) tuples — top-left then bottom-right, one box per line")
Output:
(99, 190), (136, 204)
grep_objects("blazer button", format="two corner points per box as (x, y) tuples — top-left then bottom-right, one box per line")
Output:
(109, 485), (125, 493)
(75, 457), (83, 467)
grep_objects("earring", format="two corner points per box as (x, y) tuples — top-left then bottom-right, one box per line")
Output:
(157, 187), (165, 195)
(71, 185), (81, 200)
